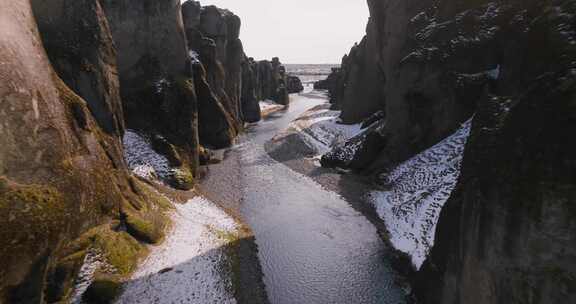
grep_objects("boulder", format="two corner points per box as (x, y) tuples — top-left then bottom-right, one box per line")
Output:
(287, 76), (304, 94)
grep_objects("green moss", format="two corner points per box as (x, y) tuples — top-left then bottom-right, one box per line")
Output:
(45, 251), (87, 302)
(130, 179), (173, 211)
(83, 274), (123, 304)
(211, 227), (240, 244)
(0, 177), (7, 192)
(93, 230), (144, 276)
(72, 225), (145, 277)
(53, 74), (91, 131)
(0, 184), (66, 233)
(169, 167), (195, 190)
(125, 212), (164, 244)
(0, 184), (62, 208)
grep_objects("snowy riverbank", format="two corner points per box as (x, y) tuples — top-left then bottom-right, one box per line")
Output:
(368, 120), (471, 269)
(116, 130), (243, 303)
(269, 102), (472, 270)
(117, 196), (240, 303)
(268, 103), (364, 162)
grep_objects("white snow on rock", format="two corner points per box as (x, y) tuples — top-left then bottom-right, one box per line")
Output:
(274, 104), (363, 156)
(123, 130), (171, 181)
(70, 249), (105, 304)
(259, 99), (284, 115)
(368, 119), (472, 269)
(189, 50), (201, 65)
(117, 197), (239, 304)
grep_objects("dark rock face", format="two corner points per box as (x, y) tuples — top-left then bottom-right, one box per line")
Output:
(192, 61), (237, 148)
(325, 0), (476, 172)
(412, 1), (576, 303)
(181, 0), (292, 132)
(330, 34), (384, 124)
(327, 0), (576, 302)
(101, 0), (200, 181)
(270, 57), (290, 105)
(182, 1), (238, 147)
(188, 4), (245, 127)
(287, 75), (304, 94)
(241, 58), (262, 123)
(31, 0), (124, 138)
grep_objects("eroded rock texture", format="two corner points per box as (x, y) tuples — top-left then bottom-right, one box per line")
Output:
(181, 1), (296, 139)
(414, 1), (576, 303)
(1, 1), (170, 302)
(287, 75), (304, 94)
(100, 0), (200, 187)
(323, 0), (576, 302)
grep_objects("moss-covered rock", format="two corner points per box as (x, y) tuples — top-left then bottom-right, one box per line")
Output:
(151, 135), (183, 167)
(83, 274), (123, 304)
(71, 225), (145, 277)
(168, 167), (195, 190)
(45, 251), (87, 302)
(124, 211), (165, 244)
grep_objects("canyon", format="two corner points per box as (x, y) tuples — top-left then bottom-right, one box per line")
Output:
(1, 0), (575, 303)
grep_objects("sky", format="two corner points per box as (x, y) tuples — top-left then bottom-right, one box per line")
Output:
(190, 0), (369, 64)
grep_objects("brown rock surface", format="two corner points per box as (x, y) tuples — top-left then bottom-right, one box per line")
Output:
(0, 1), (170, 301)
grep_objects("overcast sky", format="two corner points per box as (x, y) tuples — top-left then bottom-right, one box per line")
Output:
(191, 0), (369, 64)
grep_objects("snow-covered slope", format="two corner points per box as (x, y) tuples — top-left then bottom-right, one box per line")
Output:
(123, 130), (171, 181)
(368, 119), (472, 269)
(272, 104), (364, 157)
(117, 197), (239, 303)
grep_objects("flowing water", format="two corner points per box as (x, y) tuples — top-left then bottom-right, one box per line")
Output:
(203, 89), (407, 304)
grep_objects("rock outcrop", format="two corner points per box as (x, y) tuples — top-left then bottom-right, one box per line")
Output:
(323, 0), (576, 303)
(241, 58), (262, 123)
(100, 0), (199, 189)
(181, 1), (295, 141)
(412, 1), (576, 303)
(1, 1), (171, 302)
(287, 75), (304, 94)
(322, 0), (476, 172)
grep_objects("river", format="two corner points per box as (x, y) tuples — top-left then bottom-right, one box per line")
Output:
(201, 89), (408, 304)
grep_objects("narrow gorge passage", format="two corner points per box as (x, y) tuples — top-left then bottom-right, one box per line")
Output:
(202, 90), (408, 304)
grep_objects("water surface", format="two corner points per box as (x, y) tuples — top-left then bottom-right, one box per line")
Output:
(211, 90), (407, 303)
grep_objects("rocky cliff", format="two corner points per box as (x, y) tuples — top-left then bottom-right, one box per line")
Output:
(99, 0), (200, 190)
(321, 0), (576, 303)
(2, 1), (174, 302)
(1, 0), (298, 302)
(413, 1), (576, 303)
(181, 1), (293, 138)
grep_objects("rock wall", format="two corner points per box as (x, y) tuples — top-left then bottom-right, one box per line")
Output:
(1, 1), (172, 302)
(2, 0), (300, 301)
(100, 0), (200, 189)
(413, 1), (576, 303)
(322, 0), (475, 171)
(287, 75), (304, 94)
(181, 1), (294, 139)
(324, 0), (576, 302)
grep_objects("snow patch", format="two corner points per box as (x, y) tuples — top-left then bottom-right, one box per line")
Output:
(275, 105), (363, 156)
(118, 197), (239, 303)
(259, 99), (284, 114)
(123, 130), (171, 181)
(70, 249), (105, 304)
(189, 50), (201, 65)
(368, 119), (472, 269)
